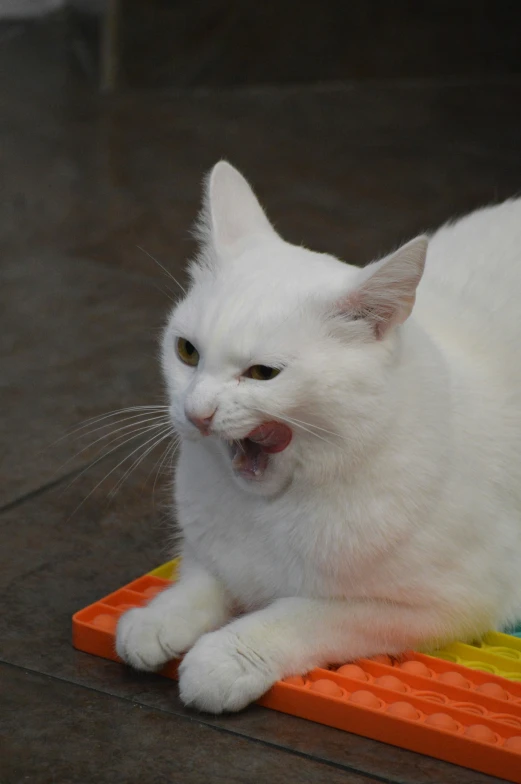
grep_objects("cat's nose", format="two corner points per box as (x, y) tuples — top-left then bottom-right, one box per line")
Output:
(186, 410), (215, 435)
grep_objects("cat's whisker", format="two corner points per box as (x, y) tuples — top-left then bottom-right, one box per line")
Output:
(256, 408), (340, 449)
(47, 405), (170, 449)
(147, 441), (176, 504)
(147, 435), (175, 487)
(72, 412), (170, 448)
(53, 414), (171, 477)
(143, 432), (180, 491)
(109, 427), (176, 500)
(70, 404), (169, 430)
(151, 437), (180, 501)
(137, 245), (187, 296)
(275, 414), (343, 440)
(68, 426), (174, 519)
(62, 419), (172, 498)
(234, 438), (246, 454)
(154, 442), (181, 511)
(153, 281), (178, 304)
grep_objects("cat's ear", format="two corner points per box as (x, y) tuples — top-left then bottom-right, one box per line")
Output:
(338, 236), (428, 338)
(201, 161), (277, 254)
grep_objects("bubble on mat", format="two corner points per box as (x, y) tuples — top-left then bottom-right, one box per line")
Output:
(485, 647), (521, 660)
(452, 702), (487, 716)
(142, 585), (163, 598)
(415, 691), (449, 704)
(491, 714), (521, 728)
(475, 682), (509, 700)
(504, 736), (521, 752)
(93, 614), (117, 631)
(466, 662), (498, 674)
(310, 679), (344, 697)
(464, 725), (499, 744)
(436, 671), (471, 689)
(399, 661), (432, 678)
(374, 675), (408, 692)
(283, 675), (307, 687)
(369, 655), (393, 666)
(336, 664), (369, 681)
(349, 690), (382, 709)
(386, 701), (420, 720)
(424, 713), (460, 732)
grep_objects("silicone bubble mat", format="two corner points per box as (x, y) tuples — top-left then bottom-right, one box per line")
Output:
(430, 632), (521, 683)
(72, 560), (521, 783)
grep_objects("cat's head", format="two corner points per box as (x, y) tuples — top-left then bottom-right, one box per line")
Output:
(162, 162), (428, 496)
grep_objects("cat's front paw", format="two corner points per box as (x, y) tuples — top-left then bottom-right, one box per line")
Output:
(178, 628), (278, 713)
(116, 606), (195, 671)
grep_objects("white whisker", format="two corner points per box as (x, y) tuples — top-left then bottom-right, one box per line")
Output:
(47, 405), (169, 450)
(109, 427), (175, 500)
(256, 408), (339, 448)
(54, 414), (170, 476)
(278, 413), (343, 440)
(72, 412), (170, 447)
(150, 436), (180, 498)
(67, 425), (174, 519)
(63, 419), (171, 497)
(137, 245), (187, 296)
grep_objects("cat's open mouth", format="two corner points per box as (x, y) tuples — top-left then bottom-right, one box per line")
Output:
(227, 422), (292, 480)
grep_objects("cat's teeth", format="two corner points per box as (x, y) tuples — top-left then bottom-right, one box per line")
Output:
(229, 440), (242, 463)
(232, 451), (246, 470)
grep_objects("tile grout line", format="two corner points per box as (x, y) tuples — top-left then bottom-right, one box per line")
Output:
(0, 467), (87, 515)
(0, 657), (402, 784)
(0, 433), (161, 516)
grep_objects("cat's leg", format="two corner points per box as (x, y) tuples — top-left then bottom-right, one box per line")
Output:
(116, 558), (230, 672)
(178, 597), (446, 713)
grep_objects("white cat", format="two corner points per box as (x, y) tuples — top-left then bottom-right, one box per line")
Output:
(116, 161), (521, 713)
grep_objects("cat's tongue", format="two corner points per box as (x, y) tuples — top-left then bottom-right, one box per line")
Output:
(246, 422), (293, 453)
(230, 422), (292, 479)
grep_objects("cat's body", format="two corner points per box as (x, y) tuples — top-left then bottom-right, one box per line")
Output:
(116, 163), (521, 712)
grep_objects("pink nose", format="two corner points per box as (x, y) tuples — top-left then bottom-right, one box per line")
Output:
(186, 411), (215, 435)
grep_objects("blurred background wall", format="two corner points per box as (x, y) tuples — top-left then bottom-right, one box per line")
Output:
(6, 1), (520, 90)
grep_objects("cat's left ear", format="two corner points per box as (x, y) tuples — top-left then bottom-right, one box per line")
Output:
(338, 236), (428, 338)
(201, 161), (277, 254)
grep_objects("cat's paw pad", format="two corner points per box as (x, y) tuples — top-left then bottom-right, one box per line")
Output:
(178, 629), (277, 713)
(116, 606), (189, 671)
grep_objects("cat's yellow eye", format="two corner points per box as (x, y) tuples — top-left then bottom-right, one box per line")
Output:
(245, 365), (281, 381)
(176, 337), (199, 367)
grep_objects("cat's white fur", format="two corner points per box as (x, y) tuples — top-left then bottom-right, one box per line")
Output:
(116, 161), (521, 713)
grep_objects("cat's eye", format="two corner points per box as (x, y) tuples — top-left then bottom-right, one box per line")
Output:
(245, 365), (281, 381)
(176, 337), (199, 367)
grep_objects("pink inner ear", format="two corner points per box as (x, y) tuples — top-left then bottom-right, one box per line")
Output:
(340, 289), (396, 339)
(342, 288), (417, 339)
(338, 236), (428, 338)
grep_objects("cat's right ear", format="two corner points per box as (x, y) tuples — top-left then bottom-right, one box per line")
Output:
(335, 236), (428, 339)
(198, 161), (277, 255)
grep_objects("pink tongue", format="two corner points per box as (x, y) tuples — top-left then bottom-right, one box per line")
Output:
(246, 422), (293, 454)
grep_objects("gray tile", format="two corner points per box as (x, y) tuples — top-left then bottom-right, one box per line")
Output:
(0, 664), (375, 784)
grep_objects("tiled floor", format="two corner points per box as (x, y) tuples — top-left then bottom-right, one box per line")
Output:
(2, 15), (521, 784)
